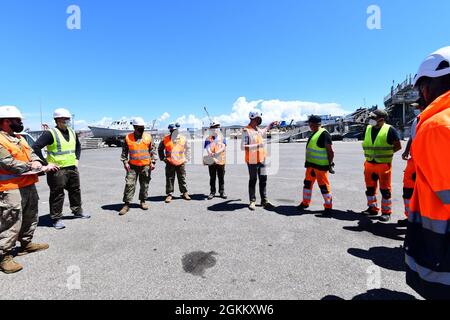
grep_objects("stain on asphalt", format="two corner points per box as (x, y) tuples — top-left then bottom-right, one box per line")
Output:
(182, 251), (218, 277)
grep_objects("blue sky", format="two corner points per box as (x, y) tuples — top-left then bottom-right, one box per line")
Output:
(0, 0), (448, 129)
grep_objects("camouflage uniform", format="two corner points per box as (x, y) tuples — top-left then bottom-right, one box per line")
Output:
(0, 132), (42, 257)
(121, 134), (157, 203)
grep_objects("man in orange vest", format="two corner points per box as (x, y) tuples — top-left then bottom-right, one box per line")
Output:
(158, 123), (191, 203)
(400, 103), (423, 226)
(0, 106), (54, 274)
(242, 111), (278, 211)
(405, 46), (450, 299)
(204, 122), (227, 200)
(119, 117), (156, 216)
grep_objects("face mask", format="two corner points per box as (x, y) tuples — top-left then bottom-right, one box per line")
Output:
(10, 123), (24, 133)
(211, 129), (219, 136)
(64, 120), (72, 127)
(369, 119), (378, 127)
(257, 118), (263, 126)
(136, 127), (145, 134)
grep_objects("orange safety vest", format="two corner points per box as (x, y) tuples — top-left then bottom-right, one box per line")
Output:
(208, 136), (226, 166)
(0, 133), (38, 192)
(405, 90), (450, 299)
(163, 134), (186, 166)
(244, 126), (266, 164)
(125, 133), (152, 167)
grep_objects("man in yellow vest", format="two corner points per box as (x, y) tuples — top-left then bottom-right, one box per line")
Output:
(241, 111), (278, 211)
(0, 106), (52, 274)
(32, 108), (90, 230)
(362, 109), (402, 222)
(298, 115), (335, 215)
(158, 123), (191, 203)
(204, 122), (227, 200)
(119, 117), (156, 216)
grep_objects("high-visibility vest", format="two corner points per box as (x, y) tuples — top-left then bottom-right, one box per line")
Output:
(306, 128), (330, 166)
(0, 133), (38, 192)
(362, 124), (394, 164)
(405, 90), (450, 299)
(126, 133), (152, 167)
(46, 128), (77, 168)
(208, 136), (226, 166)
(163, 134), (186, 166)
(244, 126), (266, 164)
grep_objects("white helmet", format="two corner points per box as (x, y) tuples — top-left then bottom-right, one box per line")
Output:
(249, 111), (262, 120)
(413, 46), (450, 87)
(0, 106), (23, 119)
(132, 117), (146, 126)
(53, 108), (72, 119)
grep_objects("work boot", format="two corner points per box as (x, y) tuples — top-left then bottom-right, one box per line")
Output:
(140, 202), (149, 211)
(0, 255), (23, 274)
(165, 195), (173, 203)
(182, 193), (191, 201)
(261, 200), (275, 209)
(208, 193), (215, 200)
(53, 219), (66, 230)
(323, 208), (333, 216)
(380, 214), (391, 222)
(220, 193), (228, 200)
(362, 207), (379, 216)
(17, 242), (49, 257)
(297, 203), (309, 211)
(119, 204), (129, 216)
(249, 201), (257, 211)
(73, 212), (91, 219)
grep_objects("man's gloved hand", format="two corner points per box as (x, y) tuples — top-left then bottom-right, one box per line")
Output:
(329, 163), (336, 174)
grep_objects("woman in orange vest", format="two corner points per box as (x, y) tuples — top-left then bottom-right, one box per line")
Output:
(119, 117), (156, 216)
(241, 111), (278, 211)
(405, 46), (450, 299)
(204, 122), (227, 200)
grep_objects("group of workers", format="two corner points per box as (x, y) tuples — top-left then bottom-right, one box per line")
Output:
(0, 46), (449, 300)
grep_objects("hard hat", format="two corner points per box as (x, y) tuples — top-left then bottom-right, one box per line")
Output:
(369, 109), (388, 120)
(308, 115), (322, 124)
(53, 108), (72, 119)
(0, 105), (23, 119)
(249, 111), (262, 120)
(210, 122), (221, 129)
(168, 122), (181, 130)
(413, 46), (450, 87)
(132, 117), (146, 126)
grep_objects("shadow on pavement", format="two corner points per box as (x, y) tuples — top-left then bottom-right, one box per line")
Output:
(348, 246), (406, 272)
(322, 288), (417, 300)
(38, 214), (82, 227)
(101, 203), (141, 212)
(271, 205), (304, 217)
(208, 200), (248, 212)
(344, 218), (406, 241)
(314, 209), (369, 222)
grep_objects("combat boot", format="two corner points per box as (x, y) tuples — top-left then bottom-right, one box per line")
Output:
(0, 255), (23, 274)
(119, 204), (130, 216)
(140, 202), (149, 211)
(18, 242), (49, 256)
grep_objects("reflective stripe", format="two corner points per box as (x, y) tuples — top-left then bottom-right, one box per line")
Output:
(306, 148), (327, 155)
(364, 154), (393, 159)
(406, 254), (450, 286)
(367, 196), (376, 201)
(305, 154), (329, 161)
(409, 211), (450, 235)
(0, 174), (21, 181)
(404, 199), (411, 204)
(363, 147), (393, 151)
(382, 207), (392, 211)
(47, 150), (76, 156)
(436, 190), (450, 205)
(303, 189), (312, 195)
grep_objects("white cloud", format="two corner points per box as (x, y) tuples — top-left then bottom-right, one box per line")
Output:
(158, 112), (170, 122)
(173, 97), (349, 128)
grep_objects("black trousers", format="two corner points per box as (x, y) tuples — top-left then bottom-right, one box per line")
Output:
(208, 164), (225, 194)
(46, 166), (82, 220)
(247, 162), (267, 202)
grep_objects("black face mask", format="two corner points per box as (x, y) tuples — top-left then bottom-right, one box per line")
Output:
(257, 118), (263, 126)
(10, 121), (24, 133)
(136, 127), (145, 135)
